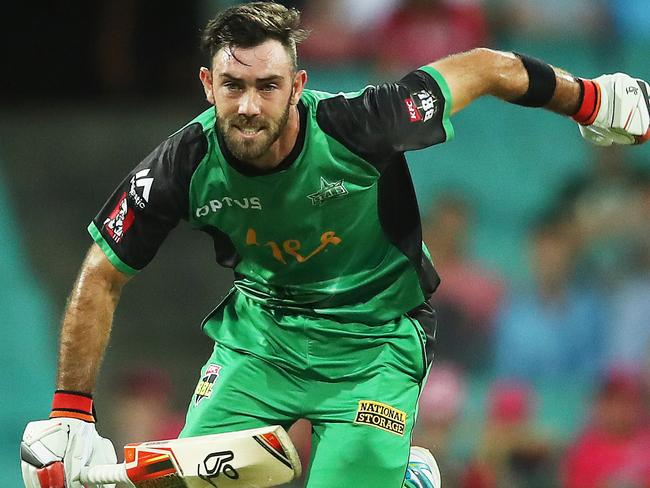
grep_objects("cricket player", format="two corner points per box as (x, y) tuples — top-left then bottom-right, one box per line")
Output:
(21, 2), (650, 488)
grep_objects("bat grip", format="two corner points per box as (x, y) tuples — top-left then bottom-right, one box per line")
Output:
(79, 463), (133, 486)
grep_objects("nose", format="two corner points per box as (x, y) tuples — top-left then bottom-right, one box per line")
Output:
(238, 90), (261, 116)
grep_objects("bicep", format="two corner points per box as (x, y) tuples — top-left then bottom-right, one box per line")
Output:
(78, 244), (131, 297)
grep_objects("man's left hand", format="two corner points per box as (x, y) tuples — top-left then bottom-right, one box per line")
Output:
(576, 73), (650, 146)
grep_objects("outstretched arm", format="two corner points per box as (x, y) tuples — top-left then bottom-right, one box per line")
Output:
(430, 48), (650, 146)
(430, 48), (580, 115)
(56, 243), (130, 393)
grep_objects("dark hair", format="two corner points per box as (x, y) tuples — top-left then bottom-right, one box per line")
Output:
(201, 2), (309, 69)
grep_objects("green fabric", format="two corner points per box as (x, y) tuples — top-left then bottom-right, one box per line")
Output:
(187, 90), (428, 324)
(181, 291), (427, 487)
(419, 66), (455, 142)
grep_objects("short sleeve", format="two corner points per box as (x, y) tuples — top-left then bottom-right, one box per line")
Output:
(315, 66), (454, 170)
(89, 123), (207, 274)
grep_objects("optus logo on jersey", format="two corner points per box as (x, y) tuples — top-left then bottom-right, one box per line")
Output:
(196, 197), (262, 217)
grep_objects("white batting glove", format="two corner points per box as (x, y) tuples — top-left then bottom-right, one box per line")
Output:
(574, 73), (650, 146)
(21, 418), (117, 488)
(21, 391), (117, 488)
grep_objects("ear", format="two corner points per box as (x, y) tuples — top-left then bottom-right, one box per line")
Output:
(199, 67), (215, 105)
(290, 70), (308, 105)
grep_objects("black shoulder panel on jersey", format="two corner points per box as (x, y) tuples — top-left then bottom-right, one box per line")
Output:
(378, 155), (440, 298)
(316, 69), (450, 173)
(92, 122), (208, 271)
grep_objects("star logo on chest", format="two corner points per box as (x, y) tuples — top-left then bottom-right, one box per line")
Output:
(307, 177), (348, 206)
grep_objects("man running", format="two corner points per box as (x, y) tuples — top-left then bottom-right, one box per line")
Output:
(21, 2), (650, 488)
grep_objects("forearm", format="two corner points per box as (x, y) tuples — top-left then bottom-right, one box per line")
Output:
(56, 245), (128, 392)
(430, 48), (581, 116)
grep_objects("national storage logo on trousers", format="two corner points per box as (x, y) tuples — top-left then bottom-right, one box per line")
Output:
(354, 400), (407, 436)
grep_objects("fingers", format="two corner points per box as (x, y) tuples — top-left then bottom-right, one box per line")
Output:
(92, 437), (118, 465)
(611, 73), (645, 135)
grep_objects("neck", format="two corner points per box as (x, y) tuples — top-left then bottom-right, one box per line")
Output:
(248, 104), (301, 170)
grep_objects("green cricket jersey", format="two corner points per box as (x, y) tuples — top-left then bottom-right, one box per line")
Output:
(89, 66), (454, 325)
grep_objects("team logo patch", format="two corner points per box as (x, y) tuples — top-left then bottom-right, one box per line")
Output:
(307, 177), (348, 206)
(404, 90), (438, 123)
(354, 400), (407, 436)
(103, 192), (134, 243)
(194, 364), (222, 406)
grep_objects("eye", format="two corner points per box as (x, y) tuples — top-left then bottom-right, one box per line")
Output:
(223, 82), (241, 91)
(260, 84), (278, 92)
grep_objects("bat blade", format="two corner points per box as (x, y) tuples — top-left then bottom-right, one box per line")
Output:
(80, 425), (301, 488)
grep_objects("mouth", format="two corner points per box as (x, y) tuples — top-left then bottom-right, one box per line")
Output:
(234, 126), (264, 139)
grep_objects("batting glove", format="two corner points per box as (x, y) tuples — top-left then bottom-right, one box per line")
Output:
(21, 391), (117, 488)
(573, 73), (650, 146)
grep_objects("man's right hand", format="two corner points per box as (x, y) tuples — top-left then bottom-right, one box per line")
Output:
(21, 418), (117, 488)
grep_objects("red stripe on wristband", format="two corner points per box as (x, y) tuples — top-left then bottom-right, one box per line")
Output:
(572, 78), (600, 126)
(51, 391), (94, 421)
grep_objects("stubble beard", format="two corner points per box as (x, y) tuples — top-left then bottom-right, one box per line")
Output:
(218, 101), (291, 163)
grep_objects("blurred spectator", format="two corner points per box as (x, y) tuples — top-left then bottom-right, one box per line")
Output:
(607, 276), (650, 374)
(606, 171), (650, 373)
(461, 381), (554, 488)
(298, 0), (365, 63)
(551, 143), (650, 379)
(373, 0), (490, 77)
(108, 367), (185, 454)
(338, 0), (401, 32)
(494, 210), (606, 384)
(413, 363), (467, 486)
(487, 0), (608, 41)
(423, 194), (504, 371)
(555, 146), (642, 286)
(563, 370), (650, 488)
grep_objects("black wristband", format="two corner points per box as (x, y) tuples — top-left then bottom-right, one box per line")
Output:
(512, 53), (557, 107)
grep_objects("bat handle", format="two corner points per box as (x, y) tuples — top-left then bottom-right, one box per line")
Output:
(79, 463), (133, 486)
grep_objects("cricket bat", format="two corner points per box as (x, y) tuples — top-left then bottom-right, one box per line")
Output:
(79, 425), (301, 487)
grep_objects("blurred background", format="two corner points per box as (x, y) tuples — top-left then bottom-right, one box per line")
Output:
(2, 0), (650, 486)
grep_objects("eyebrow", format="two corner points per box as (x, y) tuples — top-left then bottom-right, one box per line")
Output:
(218, 73), (285, 83)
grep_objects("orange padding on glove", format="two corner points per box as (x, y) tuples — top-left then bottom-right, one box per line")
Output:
(572, 78), (601, 126)
(36, 461), (65, 488)
(50, 391), (95, 423)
